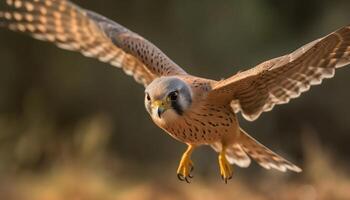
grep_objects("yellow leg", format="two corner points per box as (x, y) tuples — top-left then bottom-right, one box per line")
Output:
(218, 146), (233, 183)
(177, 144), (195, 183)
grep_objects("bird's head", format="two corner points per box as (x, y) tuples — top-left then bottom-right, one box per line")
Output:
(144, 77), (192, 122)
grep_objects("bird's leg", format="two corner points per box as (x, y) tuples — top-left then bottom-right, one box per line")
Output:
(218, 146), (233, 183)
(177, 144), (195, 183)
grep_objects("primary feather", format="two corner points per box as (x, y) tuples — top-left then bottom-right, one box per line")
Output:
(0, 0), (187, 86)
(210, 25), (350, 121)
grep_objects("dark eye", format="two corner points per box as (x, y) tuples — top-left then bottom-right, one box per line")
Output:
(168, 91), (178, 101)
(146, 93), (151, 101)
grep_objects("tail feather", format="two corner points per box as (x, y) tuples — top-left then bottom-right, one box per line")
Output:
(239, 128), (302, 173)
(226, 143), (251, 168)
(211, 142), (251, 168)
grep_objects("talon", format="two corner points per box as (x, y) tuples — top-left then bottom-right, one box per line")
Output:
(190, 166), (194, 172)
(218, 149), (233, 183)
(185, 177), (191, 183)
(176, 145), (195, 183)
(177, 174), (185, 181)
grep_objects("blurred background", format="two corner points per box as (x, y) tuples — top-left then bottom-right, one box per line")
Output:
(1, 0), (350, 199)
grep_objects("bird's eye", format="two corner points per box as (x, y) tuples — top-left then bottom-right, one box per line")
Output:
(168, 91), (178, 101)
(146, 93), (151, 101)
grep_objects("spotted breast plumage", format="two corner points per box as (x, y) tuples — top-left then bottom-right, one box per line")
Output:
(1, 0), (350, 183)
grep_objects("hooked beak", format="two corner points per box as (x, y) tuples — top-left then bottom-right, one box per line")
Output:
(157, 107), (165, 118)
(152, 100), (170, 118)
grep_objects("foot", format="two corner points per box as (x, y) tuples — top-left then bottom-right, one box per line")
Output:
(177, 145), (195, 183)
(218, 151), (233, 183)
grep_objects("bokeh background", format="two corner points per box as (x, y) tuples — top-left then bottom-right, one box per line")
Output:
(1, 0), (350, 199)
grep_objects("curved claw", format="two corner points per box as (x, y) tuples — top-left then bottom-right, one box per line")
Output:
(221, 174), (231, 184)
(177, 145), (195, 183)
(177, 173), (185, 181)
(177, 164), (194, 183)
(187, 166), (194, 178)
(218, 150), (233, 183)
(185, 177), (191, 183)
(176, 159), (194, 183)
(177, 173), (193, 183)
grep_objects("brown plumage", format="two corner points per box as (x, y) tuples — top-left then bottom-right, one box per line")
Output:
(209, 26), (350, 121)
(1, 0), (350, 183)
(0, 0), (185, 86)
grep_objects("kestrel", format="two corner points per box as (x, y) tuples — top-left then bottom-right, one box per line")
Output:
(1, 0), (350, 183)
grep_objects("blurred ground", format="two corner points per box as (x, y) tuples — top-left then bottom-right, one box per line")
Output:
(0, 113), (349, 200)
(0, 0), (350, 199)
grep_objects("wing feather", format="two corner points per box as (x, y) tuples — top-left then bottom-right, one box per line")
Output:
(0, 0), (187, 86)
(209, 25), (350, 121)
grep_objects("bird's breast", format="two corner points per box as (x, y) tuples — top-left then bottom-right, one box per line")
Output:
(154, 104), (239, 145)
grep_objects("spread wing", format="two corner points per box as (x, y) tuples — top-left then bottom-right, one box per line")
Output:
(0, 0), (187, 86)
(209, 25), (350, 121)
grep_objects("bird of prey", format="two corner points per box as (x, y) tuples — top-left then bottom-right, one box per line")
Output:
(1, 0), (350, 183)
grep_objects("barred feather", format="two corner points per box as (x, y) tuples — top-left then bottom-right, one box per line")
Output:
(239, 128), (301, 172)
(211, 142), (251, 168)
(0, 0), (187, 86)
(210, 25), (350, 121)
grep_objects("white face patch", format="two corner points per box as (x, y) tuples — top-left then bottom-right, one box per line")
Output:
(145, 76), (193, 127)
(151, 108), (179, 126)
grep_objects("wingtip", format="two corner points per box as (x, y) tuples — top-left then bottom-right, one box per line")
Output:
(286, 164), (303, 173)
(293, 166), (303, 173)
